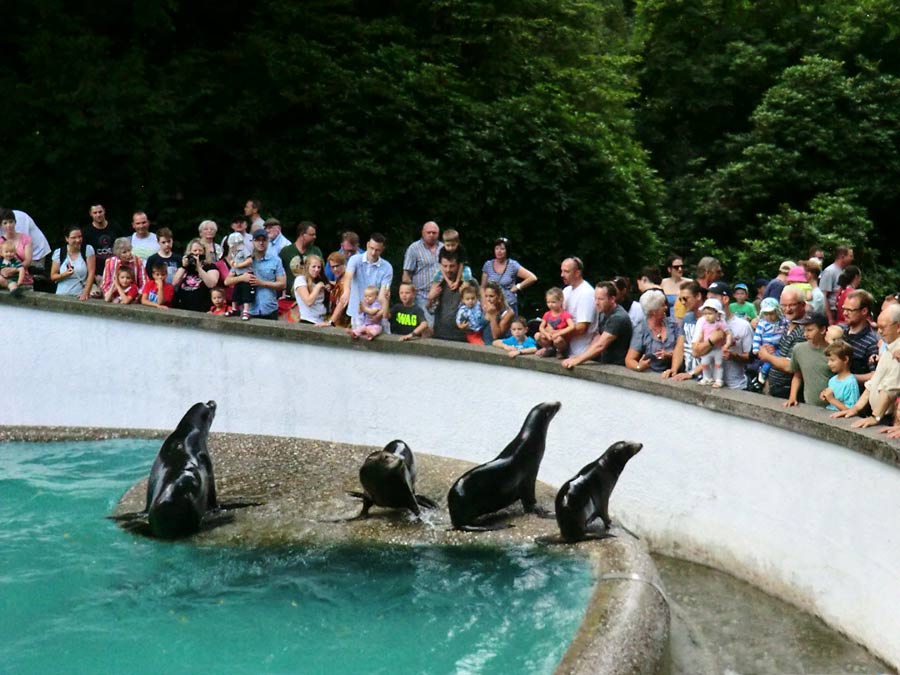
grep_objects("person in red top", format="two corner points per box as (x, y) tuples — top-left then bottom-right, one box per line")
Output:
(140, 262), (174, 309)
(103, 266), (139, 304)
(536, 287), (575, 356)
(208, 287), (229, 315)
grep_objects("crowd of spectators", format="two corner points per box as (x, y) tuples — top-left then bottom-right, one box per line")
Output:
(3, 203), (899, 439)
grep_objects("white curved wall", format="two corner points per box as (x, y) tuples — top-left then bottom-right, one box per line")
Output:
(5, 304), (900, 668)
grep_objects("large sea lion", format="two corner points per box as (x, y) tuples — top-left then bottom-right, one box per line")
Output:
(448, 401), (561, 531)
(347, 439), (438, 519)
(555, 440), (642, 542)
(112, 401), (225, 539)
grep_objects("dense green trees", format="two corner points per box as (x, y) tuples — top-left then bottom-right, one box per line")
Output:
(2, 0), (898, 306)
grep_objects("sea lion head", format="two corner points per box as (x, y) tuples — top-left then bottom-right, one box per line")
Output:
(173, 400), (216, 438)
(602, 440), (643, 472)
(359, 450), (413, 508)
(531, 401), (561, 425)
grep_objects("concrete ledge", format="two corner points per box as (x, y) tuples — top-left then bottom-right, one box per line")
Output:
(3, 292), (899, 670)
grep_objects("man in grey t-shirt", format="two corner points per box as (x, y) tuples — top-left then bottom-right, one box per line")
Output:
(562, 281), (632, 369)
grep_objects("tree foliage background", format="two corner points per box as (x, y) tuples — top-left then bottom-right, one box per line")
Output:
(2, 0), (898, 308)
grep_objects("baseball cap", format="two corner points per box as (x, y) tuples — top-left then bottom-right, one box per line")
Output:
(779, 260), (796, 274)
(760, 297), (780, 314)
(252, 230), (268, 240)
(797, 312), (828, 328)
(733, 283), (748, 292)
(707, 281), (730, 297)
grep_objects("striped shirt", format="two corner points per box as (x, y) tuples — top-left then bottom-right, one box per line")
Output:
(841, 323), (879, 375)
(403, 239), (443, 301)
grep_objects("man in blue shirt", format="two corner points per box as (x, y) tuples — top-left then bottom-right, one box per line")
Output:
(226, 230), (285, 320)
(340, 233), (393, 331)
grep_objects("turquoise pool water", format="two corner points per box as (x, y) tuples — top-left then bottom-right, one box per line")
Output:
(0, 440), (594, 674)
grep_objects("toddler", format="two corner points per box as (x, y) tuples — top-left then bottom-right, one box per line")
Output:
(140, 262), (175, 310)
(456, 284), (487, 344)
(348, 285), (383, 340)
(493, 317), (538, 358)
(536, 287), (574, 354)
(431, 228), (473, 290)
(208, 287), (229, 316)
(0, 240), (25, 297)
(820, 340), (860, 412)
(103, 265), (139, 304)
(226, 231), (254, 319)
(752, 297), (787, 386)
(696, 298), (732, 387)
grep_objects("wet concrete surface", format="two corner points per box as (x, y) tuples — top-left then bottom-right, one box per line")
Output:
(656, 555), (894, 675)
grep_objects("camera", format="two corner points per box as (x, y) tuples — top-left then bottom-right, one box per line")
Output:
(185, 254), (198, 268)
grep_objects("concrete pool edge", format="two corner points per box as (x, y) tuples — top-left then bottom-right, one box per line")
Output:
(3, 428), (670, 675)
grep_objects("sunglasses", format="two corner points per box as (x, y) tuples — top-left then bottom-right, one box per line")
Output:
(671, 264), (683, 269)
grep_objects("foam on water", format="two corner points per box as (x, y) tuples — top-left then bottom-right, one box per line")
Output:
(0, 440), (593, 674)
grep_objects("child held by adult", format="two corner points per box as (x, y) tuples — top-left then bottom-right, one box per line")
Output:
(348, 285), (384, 340)
(456, 284), (487, 345)
(536, 287), (574, 357)
(749, 297), (787, 390)
(0, 240), (25, 297)
(696, 298), (732, 388)
(493, 317), (538, 358)
(431, 228), (473, 291)
(226, 231), (254, 319)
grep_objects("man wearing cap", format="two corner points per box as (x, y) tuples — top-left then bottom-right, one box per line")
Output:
(820, 245), (853, 324)
(784, 312), (832, 407)
(834, 303), (900, 428)
(758, 285), (808, 399)
(402, 221), (442, 322)
(729, 282), (757, 324)
(264, 218), (291, 257)
(246, 229), (286, 319)
(692, 281), (753, 389)
(763, 261), (795, 301)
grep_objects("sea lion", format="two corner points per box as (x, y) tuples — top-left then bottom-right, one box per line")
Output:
(112, 401), (221, 538)
(347, 440), (438, 519)
(448, 401), (561, 531)
(554, 440), (642, 542)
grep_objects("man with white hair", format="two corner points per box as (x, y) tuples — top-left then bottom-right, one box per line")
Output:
(835, 303), (900, 429)
(758, 285), (808, 399)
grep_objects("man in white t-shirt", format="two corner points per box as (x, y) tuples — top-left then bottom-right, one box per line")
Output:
(698, 281), (753, 389)
(130, 211), (159, 260)
(537, 257), (596, 357)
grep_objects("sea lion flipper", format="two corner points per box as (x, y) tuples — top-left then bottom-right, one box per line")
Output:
(346, 491), (368, 501)
(414, 494), (438, 509)
(525, 503), (554, 519)
(107, 511), (148, 523)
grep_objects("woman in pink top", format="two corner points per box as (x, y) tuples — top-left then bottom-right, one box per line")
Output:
(0, 208), (34, 287)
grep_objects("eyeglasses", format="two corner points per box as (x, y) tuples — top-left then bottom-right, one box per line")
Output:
(843, 307), (861, 313)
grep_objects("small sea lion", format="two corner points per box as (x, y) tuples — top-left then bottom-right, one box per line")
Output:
(555, 440), (642, 542)
(447, 401), (561, 531)
(347, 440), (438, 519)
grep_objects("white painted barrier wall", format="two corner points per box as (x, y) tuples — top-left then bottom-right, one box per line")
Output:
(5, 304), (900, 668)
